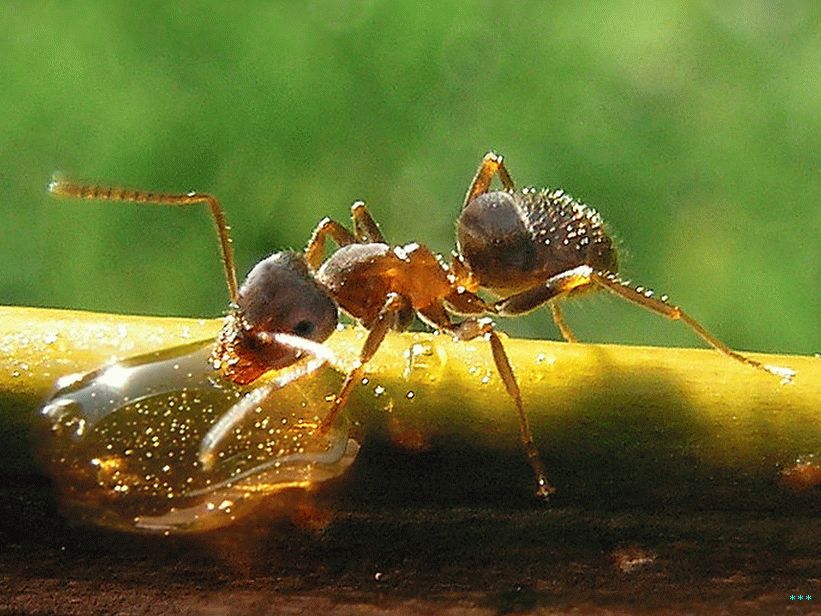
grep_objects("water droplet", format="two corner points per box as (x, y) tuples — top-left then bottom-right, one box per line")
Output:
(764, 364), (795, 385)
(534, 353), (556, 366)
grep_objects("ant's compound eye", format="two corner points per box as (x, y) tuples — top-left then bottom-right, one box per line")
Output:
(292, 320), (316, 338)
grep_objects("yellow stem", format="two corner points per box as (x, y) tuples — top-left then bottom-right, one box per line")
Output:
(1, 306), (819, 508)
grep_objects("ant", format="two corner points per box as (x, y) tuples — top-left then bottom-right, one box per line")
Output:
(48, 169), (553, 497)
(49, 153), (792, 501)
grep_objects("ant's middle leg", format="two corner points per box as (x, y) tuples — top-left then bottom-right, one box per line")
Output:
(317, 292), (411, 433)
(350, 201), (386, 244)
(305, 217), (356, 270)
(462, 151), (516, 210)
(452, 316), (554, 498)
(420, 301), (553, 497)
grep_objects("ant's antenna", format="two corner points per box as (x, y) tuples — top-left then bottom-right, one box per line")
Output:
(48, 175), (239, 303)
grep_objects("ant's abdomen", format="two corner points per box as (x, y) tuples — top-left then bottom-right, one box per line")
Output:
(457, 189), (617, 294)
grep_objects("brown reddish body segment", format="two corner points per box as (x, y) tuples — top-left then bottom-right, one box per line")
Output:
(316, 242), (465, 328)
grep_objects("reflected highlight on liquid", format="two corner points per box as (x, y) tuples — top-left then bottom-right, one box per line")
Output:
(35, 340), (358, 533)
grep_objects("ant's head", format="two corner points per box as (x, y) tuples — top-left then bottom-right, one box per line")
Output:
(214, 251), (339, 384)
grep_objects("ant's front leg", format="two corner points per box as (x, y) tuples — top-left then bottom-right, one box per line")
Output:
(317, 293), (411, 433)
(198, 332), (338, 469)
(462, 151), (516, 210)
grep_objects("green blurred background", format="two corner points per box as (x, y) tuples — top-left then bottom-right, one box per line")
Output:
(0, 1), (817, 354)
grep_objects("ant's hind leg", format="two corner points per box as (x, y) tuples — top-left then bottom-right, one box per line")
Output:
(304, 217), (356, 270)
(589, 272), (795, 382)
(495, 265), (794, 382)
(318, 293), (411, 433)
(549, 302), (578, 343)
(462, 151), (515, 210)
(494, 266), (596, 317)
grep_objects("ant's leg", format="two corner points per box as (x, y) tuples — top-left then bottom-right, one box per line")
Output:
(549, 302), (578, 343)
(453, 317), (554, 498)
(419, 301), (553, 498)
(305, 201), (385, 269)
(350, 201), (386, 243)
(441, 284), (496, 317)
(496, 266), (793, 381)
(589, 272), (795, 382)
(494, 266), (597, 317)
(318, 293), (411, 433)
(304, 217), (356, 270)
(462, 151), (516, 210)
(48, 177), (239, 303)
(493, 265), (590, 339)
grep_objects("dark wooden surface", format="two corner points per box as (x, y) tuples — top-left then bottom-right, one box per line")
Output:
(2, 441), (819, 616)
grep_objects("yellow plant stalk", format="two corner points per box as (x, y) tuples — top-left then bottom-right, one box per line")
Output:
(1, 305), (819, 509)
